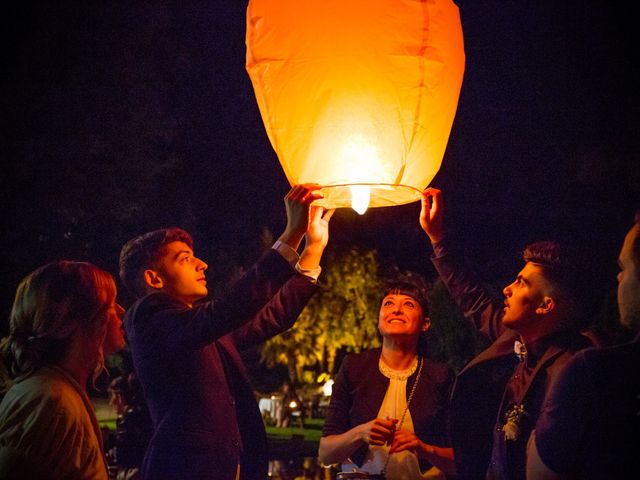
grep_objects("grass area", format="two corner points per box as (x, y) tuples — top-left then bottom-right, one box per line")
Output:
(100, 419), (117, 431)
(100, 417), (324, 461)
(100, 418), (325, 441)
(266, 418), (324, 442)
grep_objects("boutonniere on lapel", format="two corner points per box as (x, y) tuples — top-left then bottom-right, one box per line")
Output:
(502, 403), (528, 441)
(514, 340), (527, 362)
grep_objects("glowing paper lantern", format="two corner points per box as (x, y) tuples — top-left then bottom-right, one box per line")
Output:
(246, 0), (465, 213)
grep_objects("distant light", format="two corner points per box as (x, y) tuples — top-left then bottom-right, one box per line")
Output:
(289, 401), (298, 409)
(322, 379), (334, 397)
(350, 185), (370, 215)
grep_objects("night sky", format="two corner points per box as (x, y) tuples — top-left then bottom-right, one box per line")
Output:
(2, 1), (638, 328)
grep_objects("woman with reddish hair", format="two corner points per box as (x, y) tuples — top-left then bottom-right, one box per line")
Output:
(0, 260), (125, 480)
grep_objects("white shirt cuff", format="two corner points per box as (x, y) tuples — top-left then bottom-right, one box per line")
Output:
(294, 262), (322, 282)
(272, 240), (299, 267)
(272, 240), (321, 282)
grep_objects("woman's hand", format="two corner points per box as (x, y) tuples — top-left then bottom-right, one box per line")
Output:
(360, 417), (398, 446)
(389, 428), (421, 454)
(318, 417), (398, 466)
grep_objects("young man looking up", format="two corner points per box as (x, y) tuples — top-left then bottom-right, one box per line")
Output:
(418, 187), (594, 480)
(527, 211), (640, 479)
(118, 184), (333, 480)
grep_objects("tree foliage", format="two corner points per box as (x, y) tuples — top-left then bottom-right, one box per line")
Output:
(422, 278), (490, 373)
(261, 246), (384, 385)
(260, 245), (493, 385)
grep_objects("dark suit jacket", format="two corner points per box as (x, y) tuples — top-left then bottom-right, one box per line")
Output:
(124, 249), (318, 480)
(431, 239), (593, 480)
(322, 348), (453, 470)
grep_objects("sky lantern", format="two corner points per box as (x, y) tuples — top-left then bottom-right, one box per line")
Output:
(246, 0), (465, 214)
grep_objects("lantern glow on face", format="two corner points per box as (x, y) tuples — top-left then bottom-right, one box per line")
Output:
(246, 0), (465, 214)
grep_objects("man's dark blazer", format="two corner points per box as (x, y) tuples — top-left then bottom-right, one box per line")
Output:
(124, 249), (318, 480)
(431, 240), (593, 480)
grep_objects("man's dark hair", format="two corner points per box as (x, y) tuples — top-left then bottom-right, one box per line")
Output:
(119, 227), (193, 298)
(522, 241), (588, 324)
(381, 279), (430, 316)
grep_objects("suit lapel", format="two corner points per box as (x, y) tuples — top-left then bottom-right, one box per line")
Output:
(460, 331), (517, 375)
(218, 336), (250, 382)
(517, 343), (565, 403)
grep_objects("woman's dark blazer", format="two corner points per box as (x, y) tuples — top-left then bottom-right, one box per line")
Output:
(323, 348), (454, 469)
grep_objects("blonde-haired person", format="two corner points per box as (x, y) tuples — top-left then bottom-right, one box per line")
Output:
(0, 260), (125, 480)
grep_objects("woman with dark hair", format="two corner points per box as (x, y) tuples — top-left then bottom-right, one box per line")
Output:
(319, 280), (456, 479)
(0, 260), (125, 480)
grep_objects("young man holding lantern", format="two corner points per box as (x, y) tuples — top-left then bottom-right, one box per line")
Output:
(526, 210), (640, 479)
(118, 184), (333, 480)
(418, 187), (595, 480)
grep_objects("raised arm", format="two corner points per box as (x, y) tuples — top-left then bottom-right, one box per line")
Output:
(420, 187), (505, 340)
(299, 204), (334, 271)
(231, 203), (334, 349)
(420, 187), (445, 244)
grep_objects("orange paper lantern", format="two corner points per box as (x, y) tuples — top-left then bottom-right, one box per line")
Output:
(246, 0), (465, 213)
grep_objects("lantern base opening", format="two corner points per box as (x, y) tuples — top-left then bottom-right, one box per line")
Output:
(312, 183), (423, 211)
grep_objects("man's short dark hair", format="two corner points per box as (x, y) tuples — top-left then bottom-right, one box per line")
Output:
(119, 227), (193, 298)
(522, 240), (588, 323)
(381, 279), (430, 316)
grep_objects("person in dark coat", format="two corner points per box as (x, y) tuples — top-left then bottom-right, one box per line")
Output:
(275, 380), (304, 428)
(419, 187), (595, 480)
(118, 184), (333, 480)
(106, 372), (153, 478)
(527, 210), (640, 479)
(0, 261), (125, 480)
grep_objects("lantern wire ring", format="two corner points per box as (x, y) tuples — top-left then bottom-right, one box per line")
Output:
(318, 183), (423, 193)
